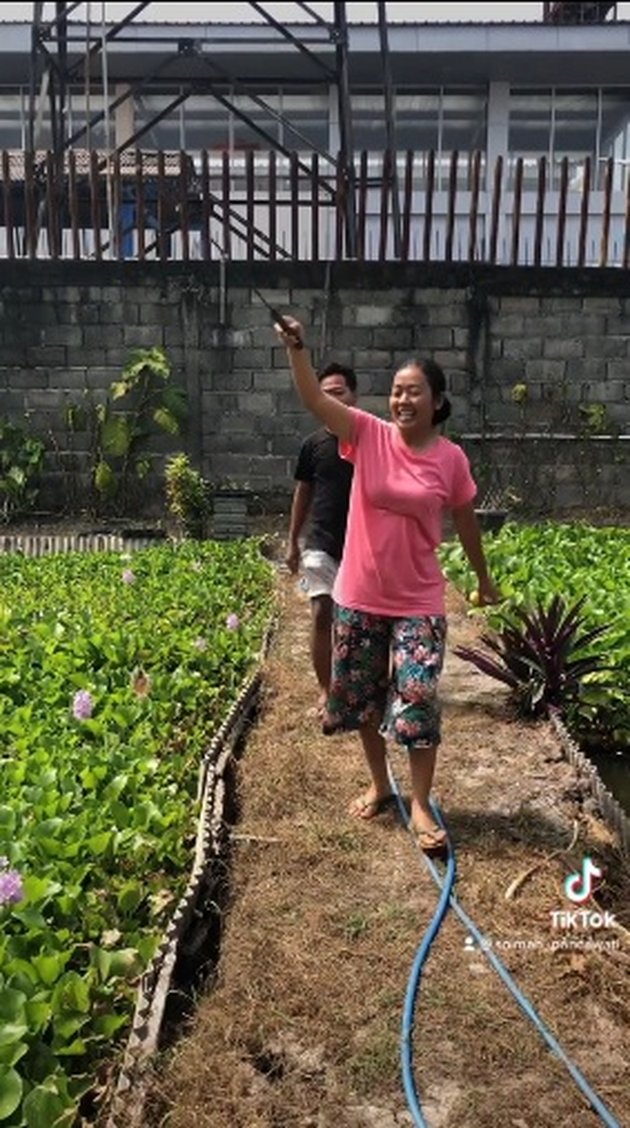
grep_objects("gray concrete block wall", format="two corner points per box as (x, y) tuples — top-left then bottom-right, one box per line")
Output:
(0, 261), (628, 518)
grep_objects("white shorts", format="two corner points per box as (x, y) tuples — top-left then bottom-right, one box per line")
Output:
(300, 549), (339, 599)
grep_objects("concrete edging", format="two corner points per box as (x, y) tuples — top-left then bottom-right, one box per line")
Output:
(548, 710), (629, 856)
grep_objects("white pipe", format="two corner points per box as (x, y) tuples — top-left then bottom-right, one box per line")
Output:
(101, 0), (115, 258)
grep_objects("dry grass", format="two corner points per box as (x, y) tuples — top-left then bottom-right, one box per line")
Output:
(143, 575), (630, 1128)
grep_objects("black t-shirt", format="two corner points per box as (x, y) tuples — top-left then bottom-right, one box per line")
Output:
(294, 427), (354, 562)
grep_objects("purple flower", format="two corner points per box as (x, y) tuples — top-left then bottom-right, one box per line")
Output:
(194, 637), (208, 651)
(226, 613), (240, 631)
(72, 689), (94, 720)
(0, 862), (24, 907)
(122, 569), (136, 585)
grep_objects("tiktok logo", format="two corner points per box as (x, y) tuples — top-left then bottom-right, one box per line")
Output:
(564, 856), (603, 904)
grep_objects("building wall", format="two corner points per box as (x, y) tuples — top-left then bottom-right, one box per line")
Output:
(0, 260), (628, 520)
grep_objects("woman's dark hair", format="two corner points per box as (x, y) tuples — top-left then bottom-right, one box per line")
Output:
(318, 362), (357, 392)
(399, 357), (452, 424)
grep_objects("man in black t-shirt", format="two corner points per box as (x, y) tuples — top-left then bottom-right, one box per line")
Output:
(286, 363), (357, 713)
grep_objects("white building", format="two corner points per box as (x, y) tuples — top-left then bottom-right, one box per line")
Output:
(0, 8), (628, 264)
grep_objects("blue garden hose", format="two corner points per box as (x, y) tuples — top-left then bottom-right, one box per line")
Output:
(398, 796), (456, 1127)
(385, 761), (623, 1128)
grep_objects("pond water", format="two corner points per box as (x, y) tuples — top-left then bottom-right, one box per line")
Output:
(586, 749), (630, 817)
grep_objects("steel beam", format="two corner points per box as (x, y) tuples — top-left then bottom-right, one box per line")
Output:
(333, 1), (357, 257)
(377, 0), (401, 257)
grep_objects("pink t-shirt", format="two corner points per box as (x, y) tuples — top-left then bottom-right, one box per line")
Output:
(332, 408), (477, 617)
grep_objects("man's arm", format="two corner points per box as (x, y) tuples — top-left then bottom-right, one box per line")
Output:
(286, 480), (313, 573)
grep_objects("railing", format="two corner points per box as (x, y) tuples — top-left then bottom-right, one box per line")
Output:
(0, 148), (628, 267)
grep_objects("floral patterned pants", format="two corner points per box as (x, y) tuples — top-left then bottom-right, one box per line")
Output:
(322, 606), (447, 750)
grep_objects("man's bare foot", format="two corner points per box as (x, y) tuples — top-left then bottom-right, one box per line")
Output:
(349, 790), (395, 820)
(317, 689), (328, 718)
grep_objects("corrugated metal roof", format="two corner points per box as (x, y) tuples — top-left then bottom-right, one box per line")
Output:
(0, 16), (628, 24)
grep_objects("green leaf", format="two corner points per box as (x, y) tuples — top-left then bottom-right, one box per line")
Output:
(20, 875), (62, 907)
(0, 989), (26, 1025)
(52, 972), (90, 1015)
(134, 457), (152, 481)
(108, 948), (144, 980)
(23, 1083), (69, 1128)
(91, 948), (111, 982)
(161, 384), (189, 421)
(0, 1042), (28, 1068)
(101, 416), (132, 456)
(31, 954), (66, 987)
(0, 1066), (22, 1120)
(55, 1039), (88, 1057)
(93, 460), (115, 495)
(92, 1012), (128, 1038)
(117, 882), (144, 915)
(152, 407), (179, 435)
(24, 998), (52, 1032)
(122, 347), (171, 383)
(109, 380), (130, 401)
(53, 1015), (88, 1041)
(0, 806), (16, 834)
(0, 1023), (28, 1049)
(85, 831), (113, 856)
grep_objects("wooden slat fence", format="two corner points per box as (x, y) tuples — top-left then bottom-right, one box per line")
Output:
(0, 147), (628, 267)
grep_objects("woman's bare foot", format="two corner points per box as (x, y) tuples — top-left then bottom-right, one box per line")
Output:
(410, 801), (448, 852)
(349, 788), (395, 820)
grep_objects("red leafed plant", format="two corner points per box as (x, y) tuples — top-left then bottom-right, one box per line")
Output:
(453, 595), (609, 716)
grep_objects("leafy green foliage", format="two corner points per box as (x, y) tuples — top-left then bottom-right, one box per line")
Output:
(0, 419), (45, 525)
(66, 348), (188, 515)
(164, 454), (209, 539)
(440, 521), (630, 752)
(454, 595), (609, 715)
(0, 540), (274, 1125)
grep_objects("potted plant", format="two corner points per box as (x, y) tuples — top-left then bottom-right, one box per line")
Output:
(474, 485), (518, 534)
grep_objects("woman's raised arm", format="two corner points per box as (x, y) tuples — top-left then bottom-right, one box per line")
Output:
(275, 316), (354, 444)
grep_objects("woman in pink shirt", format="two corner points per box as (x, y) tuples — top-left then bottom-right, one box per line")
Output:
(276, 315), (499, 853)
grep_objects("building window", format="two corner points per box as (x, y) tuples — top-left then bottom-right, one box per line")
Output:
(508, 89), (552, 186)
(600, 89), (630, 191)
(180, 90), (327, 155)
(352, 88), (486, 188)
(508, 87), (630, 191)
(133, 92), (185, 151)
(0, 95), (26, 148)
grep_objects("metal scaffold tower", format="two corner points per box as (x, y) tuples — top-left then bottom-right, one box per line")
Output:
(542, 1), (618, 21)
(27, 1), (399, 259)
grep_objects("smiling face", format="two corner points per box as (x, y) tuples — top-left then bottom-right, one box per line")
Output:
(389, 363), (441, 440)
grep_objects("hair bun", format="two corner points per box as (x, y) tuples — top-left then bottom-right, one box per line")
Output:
(433, 395), (452, 425)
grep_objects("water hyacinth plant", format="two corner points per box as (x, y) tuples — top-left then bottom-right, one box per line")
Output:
(0, 858), (23, 906)
(72, 689), (94, 720)
(0, 539), (274, 1126)
(440, 521), (629, 751)
(454, 595), (609, 716)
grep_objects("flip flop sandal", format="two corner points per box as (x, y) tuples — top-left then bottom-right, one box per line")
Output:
(414, 826), (448, 854)
(350, 794), (395, 820)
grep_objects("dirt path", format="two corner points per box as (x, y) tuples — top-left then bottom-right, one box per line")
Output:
(145, 575), (630, 1128)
